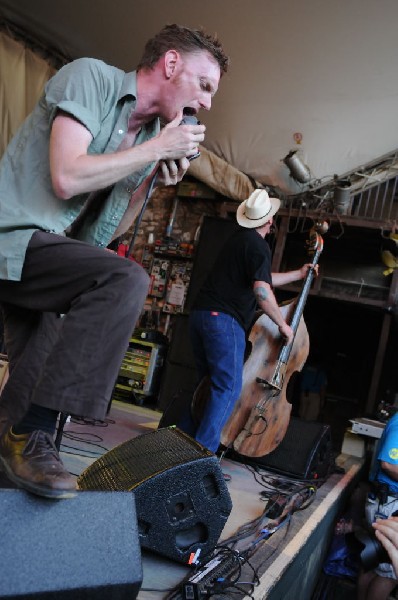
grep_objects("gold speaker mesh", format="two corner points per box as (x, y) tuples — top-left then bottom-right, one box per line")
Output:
(77, 427), (213, 492)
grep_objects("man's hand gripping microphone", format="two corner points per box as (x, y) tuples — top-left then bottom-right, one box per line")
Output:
(179, 115), (201, 161)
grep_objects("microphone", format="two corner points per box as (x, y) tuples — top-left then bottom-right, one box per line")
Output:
(179, 115), (201, 161)
(127, 115), (201, 256)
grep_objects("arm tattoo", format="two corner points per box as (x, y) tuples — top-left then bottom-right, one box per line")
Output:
(254, 286), (269, 302)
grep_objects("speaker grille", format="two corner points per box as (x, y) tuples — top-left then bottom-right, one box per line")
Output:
(77, 427), (232, 564)
(78, 427), (213, 492)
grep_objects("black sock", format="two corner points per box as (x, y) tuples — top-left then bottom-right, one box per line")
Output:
(12, 404), (59, 436)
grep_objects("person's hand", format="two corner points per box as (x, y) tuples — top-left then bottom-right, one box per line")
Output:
(156, 111), (205, 162)
(278, 322), (294, 345)
(300, 263), (319, 279)
(373, 516), (398, 574)
(156, 157), (190, 187)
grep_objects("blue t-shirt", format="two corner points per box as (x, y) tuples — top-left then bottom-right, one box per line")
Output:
(371, 413), (398, 493)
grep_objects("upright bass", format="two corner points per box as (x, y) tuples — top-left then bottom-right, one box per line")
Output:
(220, 228), (324, 457)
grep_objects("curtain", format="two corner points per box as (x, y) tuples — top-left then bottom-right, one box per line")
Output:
(0, 30), (56, 158)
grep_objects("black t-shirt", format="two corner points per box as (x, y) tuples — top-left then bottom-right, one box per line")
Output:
(192, 228), (272, 331)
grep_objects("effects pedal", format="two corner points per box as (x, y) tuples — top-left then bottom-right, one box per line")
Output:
(167, 551), (240, 600)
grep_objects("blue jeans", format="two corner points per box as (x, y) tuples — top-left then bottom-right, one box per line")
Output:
(186, 310), (246, 452)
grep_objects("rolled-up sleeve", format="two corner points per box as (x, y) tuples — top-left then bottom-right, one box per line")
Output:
(44, 58), (117, 138)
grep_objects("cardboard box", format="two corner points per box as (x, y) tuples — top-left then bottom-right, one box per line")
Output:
(342, 430), (365, 457)
(350, 417), (385, 439)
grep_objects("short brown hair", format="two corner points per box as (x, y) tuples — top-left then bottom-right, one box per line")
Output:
(137, 24), (229, 75)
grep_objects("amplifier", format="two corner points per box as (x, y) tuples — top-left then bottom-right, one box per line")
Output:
(112, 337), (167, 402)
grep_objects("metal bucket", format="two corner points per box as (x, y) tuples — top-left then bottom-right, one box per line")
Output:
(334, 180), (352, 214)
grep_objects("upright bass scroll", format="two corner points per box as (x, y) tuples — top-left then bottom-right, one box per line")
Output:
(220, 229), (324, 458)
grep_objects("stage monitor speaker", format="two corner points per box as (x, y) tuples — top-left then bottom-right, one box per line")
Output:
(0, 489), (142, 599)
(78, 427), (233, 564)
(232, 417), (334, 481)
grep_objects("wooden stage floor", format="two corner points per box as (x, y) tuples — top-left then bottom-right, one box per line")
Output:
(0, 400), (364, 599)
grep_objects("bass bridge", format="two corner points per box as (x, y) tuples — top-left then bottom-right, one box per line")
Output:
(256, 360), (287, 391)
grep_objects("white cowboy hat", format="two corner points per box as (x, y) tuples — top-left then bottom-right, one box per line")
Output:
(236, 189), (281, 229)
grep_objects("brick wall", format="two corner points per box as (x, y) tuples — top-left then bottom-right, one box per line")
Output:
(121, 185), (222, 261)
(118, 184), (234, 335)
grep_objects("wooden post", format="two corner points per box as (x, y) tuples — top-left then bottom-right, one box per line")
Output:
(272, 216), (289, 272)
(366, 312), (391, 414)
(365, 269), (398, 414)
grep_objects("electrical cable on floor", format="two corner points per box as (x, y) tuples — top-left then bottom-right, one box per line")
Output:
(70, 415), (115, 427)
(217, 463), (317, 553)
(139, 587), (175, 593)
(146, 457), (318, 599)
(61, 431), (108, 453)
(57, 411), (136, 477)
(60, 445), (105, 459)
(244, 462), (325, 494)
(59, 414), (115, 449)
(212, 480), (317, 597)
(63, 429), (107, 447)
(245, 514), (292, 569)
(59, 427), (110, 472)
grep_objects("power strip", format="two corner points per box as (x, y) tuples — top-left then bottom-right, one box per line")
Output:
(166, 551), (240, 600)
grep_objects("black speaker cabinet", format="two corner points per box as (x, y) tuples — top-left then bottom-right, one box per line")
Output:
(184, 216), (239, 311)
(78, 427), (233, 564)
(232, 417), (334, 481)
(157, 362), (198, 423)
(157, 314), (198, 414)
(0, 489), (142, 599)
(164, 313), (196, 368)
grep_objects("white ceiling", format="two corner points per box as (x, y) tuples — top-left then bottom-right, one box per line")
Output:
(1, 0), (398, 193)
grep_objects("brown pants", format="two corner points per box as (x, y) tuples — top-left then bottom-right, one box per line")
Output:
(0, 231), (149, 425)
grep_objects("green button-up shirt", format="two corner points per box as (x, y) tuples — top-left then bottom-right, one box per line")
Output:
(0, 58), (160, 280)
